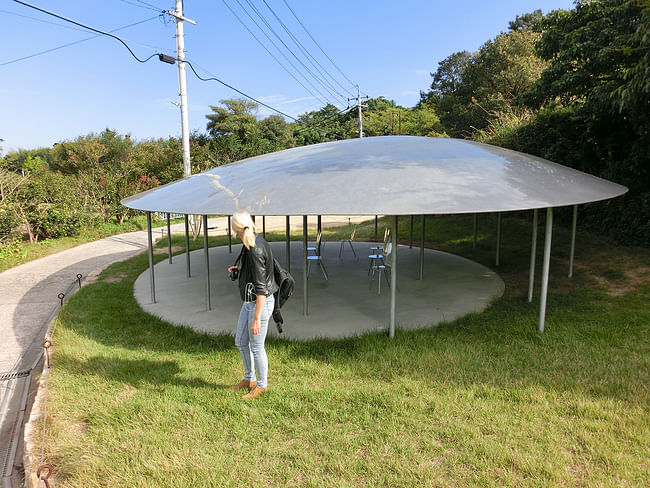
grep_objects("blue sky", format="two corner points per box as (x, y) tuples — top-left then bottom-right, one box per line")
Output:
(1, 0), (575, 152)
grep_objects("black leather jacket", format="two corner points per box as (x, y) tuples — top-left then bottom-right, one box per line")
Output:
(238, 235), (278, 302)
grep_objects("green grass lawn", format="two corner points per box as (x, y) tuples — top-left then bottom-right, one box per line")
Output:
(41, 214), (649, 487)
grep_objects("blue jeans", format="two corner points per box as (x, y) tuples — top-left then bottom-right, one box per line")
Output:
(235, 295), (274, 389)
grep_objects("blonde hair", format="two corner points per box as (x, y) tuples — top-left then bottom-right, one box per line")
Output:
(231, 211), (256, 248)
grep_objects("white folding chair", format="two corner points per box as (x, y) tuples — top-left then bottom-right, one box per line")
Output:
(368, 228), (390, 275)
(369, 241), (392, 294)
(339, 224), (358, 259)
(307, 231), (328, 280)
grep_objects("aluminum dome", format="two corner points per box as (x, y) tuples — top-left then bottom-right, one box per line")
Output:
(121, 136), (627, 215)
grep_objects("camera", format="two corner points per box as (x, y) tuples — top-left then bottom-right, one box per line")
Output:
(229, 268), (239, 281)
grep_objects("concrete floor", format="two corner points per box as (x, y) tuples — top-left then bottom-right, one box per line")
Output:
(134, 240), (505, 340)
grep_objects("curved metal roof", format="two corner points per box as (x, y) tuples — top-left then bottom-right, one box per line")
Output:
(121, 136), (627, 215)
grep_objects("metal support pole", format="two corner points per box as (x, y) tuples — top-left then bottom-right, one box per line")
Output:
(166, 213), (172, 264)
(569, 205), (577, 278)
(409, 215), (414, 248)
(262, 216), (266, 239)
(419, 215), (425, 281)
(538, 208), (553, 333)
(203, 215), (211, 311)
(495, 212), (502, 266)
(389, 216), (398, 338)
(303, 215), (308, 316)
(184, 214), (191, 278)
(374, 216), (378, 241)
(147, 212), (156, 303)
(227, 215), (232, 254)
(527, 209), (538, 303)
(286, 216), (291, 272)
(473, 213), (478, 249)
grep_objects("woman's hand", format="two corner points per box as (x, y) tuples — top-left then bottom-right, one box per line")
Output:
(251, 294), (267, 335)
(251, 317), (261, 335)
(227, 265), (241, 273)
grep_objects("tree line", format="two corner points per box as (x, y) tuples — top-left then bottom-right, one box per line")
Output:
(1, 0), (648, 248)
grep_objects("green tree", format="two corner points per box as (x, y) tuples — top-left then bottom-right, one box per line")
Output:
(515, 0), (650, 244)
(421, 18), (547, 137)
(206, 99), (258, 140)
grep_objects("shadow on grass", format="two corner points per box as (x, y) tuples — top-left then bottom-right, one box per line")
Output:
(55, 354), (225, 390)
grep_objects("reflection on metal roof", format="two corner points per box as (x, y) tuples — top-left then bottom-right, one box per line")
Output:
(121, 136), (628, 215)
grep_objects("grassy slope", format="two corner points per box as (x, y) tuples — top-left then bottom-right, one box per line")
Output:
(42, 214), (649, 487)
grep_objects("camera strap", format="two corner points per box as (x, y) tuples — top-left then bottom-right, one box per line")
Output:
(233, 245), (245, 267)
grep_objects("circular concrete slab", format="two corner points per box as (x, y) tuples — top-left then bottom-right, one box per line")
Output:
(133, 241), (504, 340)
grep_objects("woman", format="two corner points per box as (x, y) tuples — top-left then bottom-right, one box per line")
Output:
(227, 211), (278, 399)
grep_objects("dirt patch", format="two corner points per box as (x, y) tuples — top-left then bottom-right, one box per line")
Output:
(153, 246), (183, 255)
(103, 272), (128, 283)
(593, 265), (650, 296)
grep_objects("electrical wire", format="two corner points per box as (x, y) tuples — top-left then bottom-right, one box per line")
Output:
(185, 59), (349, 138)
(184, 59), (299, 122)
(282, 0), (357, 90)
(260, 0), (353, 100)
(116, 0), (163, 13)
(0, 8), (93, 34)
(13, 0), (159, 64)
(242, 0), (344, 107)
(293, 105), (353, 135)
(0, 15), (162, 68)
(230, 0), (335, 108)
(220, 0), (328, 109)
(10, 0), (346, 138)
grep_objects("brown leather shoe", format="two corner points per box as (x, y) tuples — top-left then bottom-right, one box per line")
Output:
(242, 386), (267, 400)
(229, 379), (257, 392)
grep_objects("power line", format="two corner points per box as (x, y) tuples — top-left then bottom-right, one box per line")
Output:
(0, 8), (94, 34)
(241, 0), (344, 107)
(220, 0), (329, 109)
(184, 59), (299, 122)
(11, 0), (345, 138)
(0, 16), (161, 67)
(13, 0), (161, 64)
(260, 0), (353, 100)
(282, 0), (357, 90)
(116, 0), (163, 13)
(185, 59), (350, 138)
(230, 0), (336, 108)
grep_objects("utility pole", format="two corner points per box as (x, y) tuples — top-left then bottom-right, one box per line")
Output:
(348, 85), (368, 138)
(167, 0), (196, 178)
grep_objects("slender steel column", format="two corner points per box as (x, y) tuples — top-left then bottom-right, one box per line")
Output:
(147, 212), (156, 303)
(496, 212), (502, 266)
(569, 205), (577, 278)
(374, 216), (378, 241)
(527, 209), (539, 303)
(203, 215), (211, 311)
(389, 215), (398, 338)
(419, 215), (425, 280)
(538, 208), (553, 333)
(317, 215), (321, 236)
(184, 214), (191, 278)
(303, 215), (308, 316)
(227, 215), (232, 254)
(263, 216), (266, 239)
(285, 216), (291, 272)
(409, 215), (414, 248)
(473, 213), (478, 249)
(166, 213), (172, 264)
